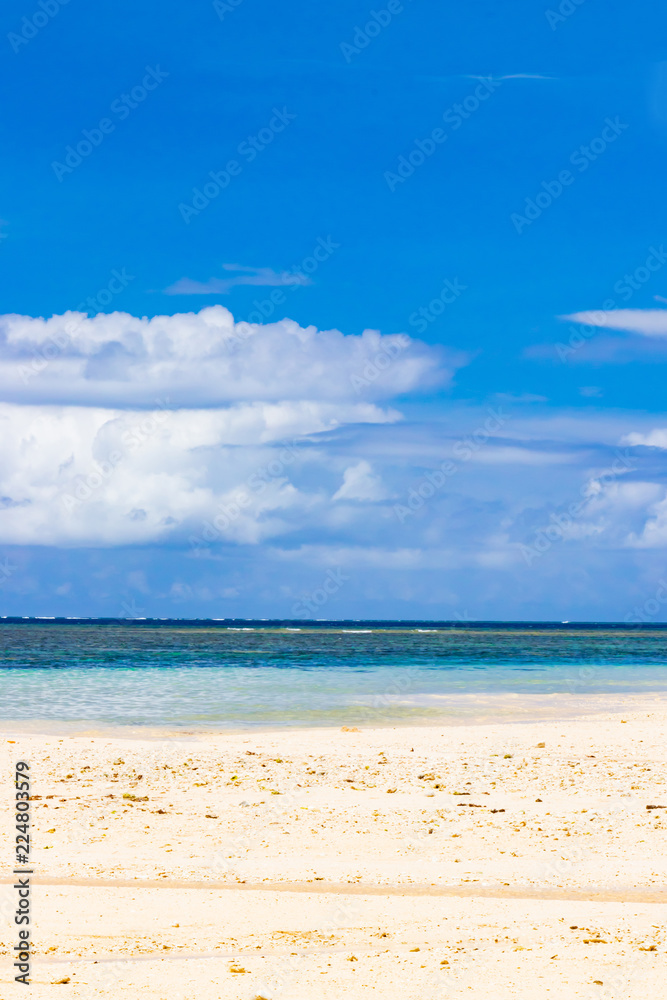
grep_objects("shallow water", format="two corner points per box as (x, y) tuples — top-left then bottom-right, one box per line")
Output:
(1, 620), (667, 728)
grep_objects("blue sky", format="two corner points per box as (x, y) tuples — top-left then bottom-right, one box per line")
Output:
(2, 0), (667, 620)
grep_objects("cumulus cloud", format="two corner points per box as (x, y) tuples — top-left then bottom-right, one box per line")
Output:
(0, 306), (457, 408)
(621, 428), (667, 449)
(332, 460), (392, 501)
(7, 305), (667, 571)
(627, 492), (667, 547)
(0, 400), (402, 546)
(0, 306), (468, 549)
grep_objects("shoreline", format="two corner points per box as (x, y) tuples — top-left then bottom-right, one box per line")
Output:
(2, 689), (667, 739)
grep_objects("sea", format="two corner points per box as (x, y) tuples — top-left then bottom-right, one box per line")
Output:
(1, 619), (667, 730)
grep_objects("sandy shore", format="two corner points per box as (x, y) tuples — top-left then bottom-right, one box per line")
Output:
(1, 700), (666, 997)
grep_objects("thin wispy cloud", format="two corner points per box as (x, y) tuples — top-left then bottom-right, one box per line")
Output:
(164, 264), (310, 296)
(463, 73), (556, 81)
(563, 308), (667, 337)
(494, 392), (548, 403)
(418, 73), (557, 86)
(496, 73), (556, 80)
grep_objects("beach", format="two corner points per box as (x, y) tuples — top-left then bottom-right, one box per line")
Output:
(1, 698), (666, 998)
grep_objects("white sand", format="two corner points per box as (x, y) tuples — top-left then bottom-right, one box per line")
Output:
(1, 698), (666, 997)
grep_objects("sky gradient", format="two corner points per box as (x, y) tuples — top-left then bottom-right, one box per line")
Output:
(2, 0), (667, 620)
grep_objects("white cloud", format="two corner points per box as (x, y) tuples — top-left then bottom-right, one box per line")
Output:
(0, 306), (466, 549)
(493, 392), (548, 403)
(463, 74), (556, 82)
(626, 491), (667, 548)
(164, 265), (310, 295)
(468, 447), (574, 465)
(270, 543), (520, 570)
(562, 308), (667, 337)
(0, 306), (455, 407)
(332, 460), (392, 501)
(562, 478), (665, 548)
(496, 74), (556, 80)
(0, 400), (398, 546)
(621, 428), (667, 449)
(8, 307), (667, 571)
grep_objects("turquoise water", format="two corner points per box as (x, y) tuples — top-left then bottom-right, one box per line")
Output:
(1, 621), (667, 728)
